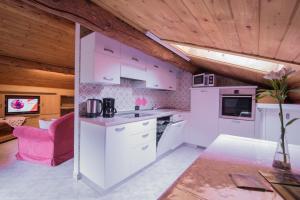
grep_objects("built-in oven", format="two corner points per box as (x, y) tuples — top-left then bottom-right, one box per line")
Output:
(219, 88), (256, 121)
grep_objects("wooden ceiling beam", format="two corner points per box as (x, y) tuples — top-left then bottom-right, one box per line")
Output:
(21, 0), (197, 73)
(0, 54), (74, 75)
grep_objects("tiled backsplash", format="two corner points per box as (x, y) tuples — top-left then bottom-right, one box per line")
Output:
(79, 71), (192, 114)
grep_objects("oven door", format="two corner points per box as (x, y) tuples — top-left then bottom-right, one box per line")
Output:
(220, 95), (255, 121)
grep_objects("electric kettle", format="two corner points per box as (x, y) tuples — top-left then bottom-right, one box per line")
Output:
(86, 99), (102, 118)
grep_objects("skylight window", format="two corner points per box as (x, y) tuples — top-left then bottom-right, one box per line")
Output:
(168, 43), (286, 73)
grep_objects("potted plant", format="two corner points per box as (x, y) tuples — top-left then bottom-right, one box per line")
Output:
(257, 66), (299, 170)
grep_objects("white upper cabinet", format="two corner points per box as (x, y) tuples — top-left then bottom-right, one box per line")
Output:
(145, 57), (177, 91)
(120, 44), (146, 81)
(80, 32), (177, 89)
(80, 32), (121, 84)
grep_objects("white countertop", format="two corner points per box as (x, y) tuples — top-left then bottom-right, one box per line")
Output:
(80, 109), (189, 127)
(257, 103), (300, 110)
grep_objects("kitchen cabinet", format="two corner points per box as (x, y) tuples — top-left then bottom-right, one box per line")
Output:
(165, 68), (177, 91)
(80, 32), (177, 89)
(218, 118), (255, 138)
(80, 32), (121, 84)
(80, 119), (156, 189)
(0, 94), (4, 118)
(264, 109), (300, 145)
(40, 95), (60, 115)
(144, 57), (177, 91)
(120, 45), (146, 81)
(185, 88), (220, 147)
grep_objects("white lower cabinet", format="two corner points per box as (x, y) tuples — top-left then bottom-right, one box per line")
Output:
(218, 118), (255, 138)
(80, 119), (156, 189)
(263, 109), (300, 145)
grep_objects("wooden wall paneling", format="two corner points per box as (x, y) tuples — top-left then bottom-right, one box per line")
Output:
(0, 85), (74, 96)
(0, 55), (74, 74)
(259, 0), (297, 58)
(0, 0), (75, 67)
(22, 0), (196, 72)
(0, 94), (4, 118)
(181, 0), (227, 50)
(230, 0), (259, 55)
(202, 0), (242, 52)
(0, 65), (74, 89)
(40, 95), (60, 115)
(276, 2), (300, 62)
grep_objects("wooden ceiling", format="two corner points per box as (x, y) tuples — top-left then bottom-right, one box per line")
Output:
(94, 0), (300, 66)
(0, 0), (75, 68)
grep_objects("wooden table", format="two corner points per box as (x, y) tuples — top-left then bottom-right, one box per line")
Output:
(159, 135), (300, 200)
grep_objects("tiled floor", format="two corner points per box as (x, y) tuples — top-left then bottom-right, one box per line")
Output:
(0, 139), (203, 200)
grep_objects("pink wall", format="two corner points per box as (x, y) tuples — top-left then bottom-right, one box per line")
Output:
(79, 71), (192, 114)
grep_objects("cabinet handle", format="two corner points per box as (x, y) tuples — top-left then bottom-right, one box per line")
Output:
(200, 90), (208, 93)
(131, 57), (139, 62)
(232, 120), (240, 123)
(103, 48), (114, 54)
(115, 127), (125, 132)
(142, 133), (149, 138)
(169, 86), (173, 89)
(286, 113), (290, 120)
(153, 65), (159, 68)
(141, 145), (149, 150)
(142, 121), (149, 126)
(103, 77), (114, 81)
(154, 84), (159, 87)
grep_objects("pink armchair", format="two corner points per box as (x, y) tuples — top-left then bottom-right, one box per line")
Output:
(13, 112), (74, 166)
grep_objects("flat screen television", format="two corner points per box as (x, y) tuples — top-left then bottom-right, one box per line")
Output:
(5, 95), (40, 115)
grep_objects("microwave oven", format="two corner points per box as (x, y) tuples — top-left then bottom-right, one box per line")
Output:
(219, 88), (256, 121)
(193, 73), (215, 87)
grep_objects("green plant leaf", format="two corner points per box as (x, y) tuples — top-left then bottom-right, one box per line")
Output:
(285, 118), (300, 127)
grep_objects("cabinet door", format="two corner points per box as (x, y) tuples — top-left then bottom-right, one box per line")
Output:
(128, 140), (156, 174)
(40, 95), (60, 115)
(166, 68), (177, 91)
(105, 128), (131, 188)
(0, 94), (4, 117)
(94, 53), (120, 84)
(218, 118), (255, 138)
(120, 44), (146, 80)
(94, 32), (121, 58)
(146, 62), (161, 89)
(170, 120), (186, 149)
(186, 88), (220, 147)
(265, 109), (300, 145)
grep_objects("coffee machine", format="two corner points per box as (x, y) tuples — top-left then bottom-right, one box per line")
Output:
(102, 98), (117, 118)
(86, 99), (102, 118)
